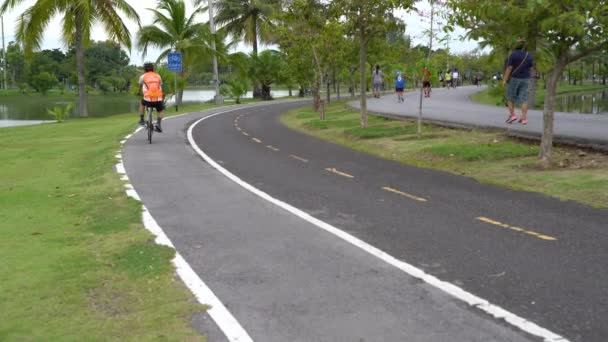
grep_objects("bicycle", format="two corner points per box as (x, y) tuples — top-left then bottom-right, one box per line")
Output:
(145, 105), (154, 144)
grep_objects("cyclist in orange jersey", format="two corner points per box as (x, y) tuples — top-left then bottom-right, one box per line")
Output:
(139, 63), (165, 132)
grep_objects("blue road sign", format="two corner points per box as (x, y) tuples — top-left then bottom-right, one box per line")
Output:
(167, 52), (182, 72)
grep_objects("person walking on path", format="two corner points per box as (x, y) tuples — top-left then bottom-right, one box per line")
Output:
(452, 68), (460, 88)
(372, 65), (384, 98)
(445, 70), (452, 89)
(503, 39), (535, 125)
(422, 67), (432, 98)
(395, 71), (405, 102)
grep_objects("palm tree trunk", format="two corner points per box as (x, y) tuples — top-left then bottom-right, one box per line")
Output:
(359, 30), (368, 128)
(252, 18), (261, 99)
(74, 15), (88, 117)
(539, 57), (566, 168)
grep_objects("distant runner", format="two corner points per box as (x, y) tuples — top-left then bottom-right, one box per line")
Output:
(421, 67), (432, 98)
(395, 72), (405, 103)
(372, 65), (383, 99)
(445, 70), (452, 89)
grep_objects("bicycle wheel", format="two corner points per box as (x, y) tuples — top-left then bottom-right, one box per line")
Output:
(147, 108), (153, 144)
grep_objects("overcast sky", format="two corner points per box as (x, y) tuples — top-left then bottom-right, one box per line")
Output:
(0, 0), (479, 65)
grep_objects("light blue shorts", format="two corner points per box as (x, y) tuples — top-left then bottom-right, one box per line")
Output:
(506, 77), (530, 105)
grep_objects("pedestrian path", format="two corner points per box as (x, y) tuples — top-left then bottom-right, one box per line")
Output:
(351, 86), (608, 150)
(122, 102), (537, 342)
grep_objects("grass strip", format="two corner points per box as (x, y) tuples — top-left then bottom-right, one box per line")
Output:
(0, 103), (220, 340)
(282, 101), (608, 208)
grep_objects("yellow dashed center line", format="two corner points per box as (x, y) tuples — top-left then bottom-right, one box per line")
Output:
(476, 217), (557, 241)
(382, 187), (427, 202)
(325, 168), (354, 178)
(252, 138), (262, 143)
(267, 145), (280, 152)
(289, 154), (309, 163)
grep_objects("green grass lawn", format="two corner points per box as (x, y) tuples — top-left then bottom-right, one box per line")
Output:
(282, 102), (608, 208)
(472, 82), (608, 108)
(0, 103), (222, 340)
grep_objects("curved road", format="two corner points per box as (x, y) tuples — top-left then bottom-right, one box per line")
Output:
(354, 86), (608, 149)
(124, 101), (608, 342)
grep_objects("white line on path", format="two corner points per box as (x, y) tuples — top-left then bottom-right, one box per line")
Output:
(187, 109), (569, 342)
(119, 106), (257, 342)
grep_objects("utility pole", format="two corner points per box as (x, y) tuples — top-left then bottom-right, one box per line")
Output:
(1, 16), (7, 90)
(208, 0), (223, 104)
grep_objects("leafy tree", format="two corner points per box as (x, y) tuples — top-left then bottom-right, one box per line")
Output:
(0, 0), (140, 116)
(5, 41), (29, 90)
(449, 0), (608, 167)
(31, 71), (58, 95)
(331, 0), (416, 127)
(84, 41), (130, 86)
(137, 0), (211, 105)
(277, 0), (347, 113)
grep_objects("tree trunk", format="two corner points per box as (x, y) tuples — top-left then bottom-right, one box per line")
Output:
(311, 47), (322, 115)
(350, 68), (356, 98)
(359, 30), (368, 127)
(539, 59), (566, 168)
(526, 41), (538, 109)
(261, 84), (272, 100)
(326, 76), (330, 104)
(74, 15), (88, 117)
(337, 81), (340, 100)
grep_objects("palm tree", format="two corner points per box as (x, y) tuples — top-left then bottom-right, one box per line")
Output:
(137, 0), (212, 105)
(207, 0), (280, 97)
(250, 49), (282, 100)
(0, 0), (140, 117)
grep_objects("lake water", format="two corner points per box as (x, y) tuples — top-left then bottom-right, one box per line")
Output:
(553, 89), (608, 114)
(0, 89), (292, 125)
(2, 88), (606, 127)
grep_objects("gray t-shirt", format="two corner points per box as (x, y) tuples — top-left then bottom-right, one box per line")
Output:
(372, 70), (383, 84)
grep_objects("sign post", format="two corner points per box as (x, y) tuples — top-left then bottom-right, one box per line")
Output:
(167, 52), (182, 111)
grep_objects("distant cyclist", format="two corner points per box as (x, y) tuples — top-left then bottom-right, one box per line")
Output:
(139, 62), (165, 132)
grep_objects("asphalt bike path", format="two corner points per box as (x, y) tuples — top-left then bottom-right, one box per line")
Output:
(353, 86), (608, 149)
(189, 102), (607, 342)
(123, 102), (538, 342)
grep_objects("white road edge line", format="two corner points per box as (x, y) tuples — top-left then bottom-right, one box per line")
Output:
(120, 106), (258, 342)
(187, 109), (569, 342)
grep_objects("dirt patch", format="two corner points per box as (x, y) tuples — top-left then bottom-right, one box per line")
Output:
(521, 149), (608, 171)
(88, 282), (132, 316)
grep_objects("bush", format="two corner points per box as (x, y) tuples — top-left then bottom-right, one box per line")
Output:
(47, 103), (74, 122)
(221, 78), (249, 104)
(31, 72), (59, 95)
